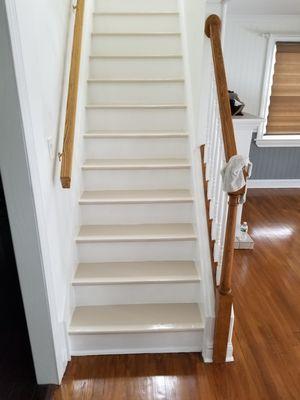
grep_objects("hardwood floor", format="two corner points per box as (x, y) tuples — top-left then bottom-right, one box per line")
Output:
(53, 189), (300, 400)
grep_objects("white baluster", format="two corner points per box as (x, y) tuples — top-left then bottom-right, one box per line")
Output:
(207, 92), (218, 199)
(211, 135), (223, 240)
(216, 190), (229, 284)
(206, 94), (217, 186)
(204, 65), (215, 164)
(210, 127), (221, 225)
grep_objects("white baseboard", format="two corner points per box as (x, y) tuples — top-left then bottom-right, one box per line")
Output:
(72, 346), (203, 356)
(248, 179), (300, 189)
(202, 343), (234, 363)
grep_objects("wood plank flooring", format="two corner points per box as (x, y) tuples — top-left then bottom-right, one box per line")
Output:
(53, 189), (300, 400)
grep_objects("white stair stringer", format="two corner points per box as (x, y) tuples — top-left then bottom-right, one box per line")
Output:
(69, 0), (206, 357)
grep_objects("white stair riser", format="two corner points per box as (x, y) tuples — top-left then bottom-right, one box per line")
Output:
(86, 108), (186, 131)
(80, 203), (193, 224)
(82, 169), (191, 190)
(78, 241), (196, 263)
(91, 35), (181, 56)
(70, 330), (203, 355)
(89, 57), (184, 79)
(74, 282), (200, 306)
(83, 137), (188, 159)
(95, 0), (178, 13)
(93, 14), (180, 33)
(87, 81), (185, 105)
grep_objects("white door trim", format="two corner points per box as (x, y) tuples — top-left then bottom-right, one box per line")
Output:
(257, 34), (300, 143)
(0, 0), (63, 384)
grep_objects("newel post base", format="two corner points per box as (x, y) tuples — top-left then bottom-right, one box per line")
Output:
(213, 290), (233, 362)
(212, 193), (240, 363)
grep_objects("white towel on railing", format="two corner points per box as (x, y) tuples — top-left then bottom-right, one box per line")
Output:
(221, 155), (252, 196)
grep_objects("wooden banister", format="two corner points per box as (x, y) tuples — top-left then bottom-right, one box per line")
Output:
(205, 14), (237, 162)
(60, 0), (85, 189)
(205, 14), (246, 362)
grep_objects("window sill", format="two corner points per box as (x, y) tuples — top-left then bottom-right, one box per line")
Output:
(256, 135), (300, 147)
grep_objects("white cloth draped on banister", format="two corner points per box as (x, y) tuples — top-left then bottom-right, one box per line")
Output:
(221, 155), (252, 203)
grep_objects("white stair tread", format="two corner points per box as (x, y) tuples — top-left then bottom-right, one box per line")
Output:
(90, 54), (182, 59)
(82, 158), (190, 170)
(73, 261), (200, 285)
(94, 12), (180, 15)
(69, 303), (204, 334)
(92, 32), (181, 36)
(83, 131), (188, 138)
(88, 78), (184, 82)
(77, 224), (196, 242)
(86, 104), (186, 109)
(79, 189), (193, 204)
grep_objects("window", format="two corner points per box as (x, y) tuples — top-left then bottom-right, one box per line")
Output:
(256, 35), (300, 147)
(266, 42), (300, 135)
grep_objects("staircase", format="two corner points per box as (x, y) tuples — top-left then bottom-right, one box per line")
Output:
(68, 0), (205, 355)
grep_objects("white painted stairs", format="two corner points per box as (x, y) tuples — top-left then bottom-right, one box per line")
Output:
(69, 0), (205, 355)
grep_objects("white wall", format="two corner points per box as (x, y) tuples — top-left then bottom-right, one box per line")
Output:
(179, 0), (227, 145)
(1, 0), (93, 383)
(13, 0), (77, 324)
(228, 0), (300, 15)
(179, 0), (206, 138)
(223, 15), (300, 116)
(0, 0), (61, 384)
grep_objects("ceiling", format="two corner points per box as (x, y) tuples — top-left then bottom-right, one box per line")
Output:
(227, 0), (300, 15)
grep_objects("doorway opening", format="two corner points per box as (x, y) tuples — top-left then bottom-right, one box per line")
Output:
(0, 174), (52, 399)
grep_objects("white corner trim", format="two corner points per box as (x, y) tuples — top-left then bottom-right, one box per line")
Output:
(202, 337), (234, 363)
(248, 179), (300, 189)
(257, 35), (277, 141)
(256, 135), (300, 147)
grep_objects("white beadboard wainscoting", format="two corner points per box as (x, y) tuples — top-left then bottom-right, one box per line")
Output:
(223, 14), (300, 116)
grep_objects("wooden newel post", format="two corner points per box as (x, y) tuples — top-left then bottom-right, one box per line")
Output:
(213, 193), (240, 362)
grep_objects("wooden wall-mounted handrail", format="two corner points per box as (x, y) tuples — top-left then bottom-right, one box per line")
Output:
(60, 0), (85, 189)
(204, 14), (246, 363)
(205, 14), (237, 162)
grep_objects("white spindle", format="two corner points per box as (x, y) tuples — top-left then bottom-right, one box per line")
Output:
(210, 129), (221, 227)
(211, 137), (223, 240)
(207, 95), (218, 199)
(204, 69), (215, 164)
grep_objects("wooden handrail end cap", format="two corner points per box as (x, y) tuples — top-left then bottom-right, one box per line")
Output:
(61, 176), (71, 189)
(205, 14), (222, 38)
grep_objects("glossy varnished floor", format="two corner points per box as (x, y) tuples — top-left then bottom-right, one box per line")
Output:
(53, 189), (300, 400)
